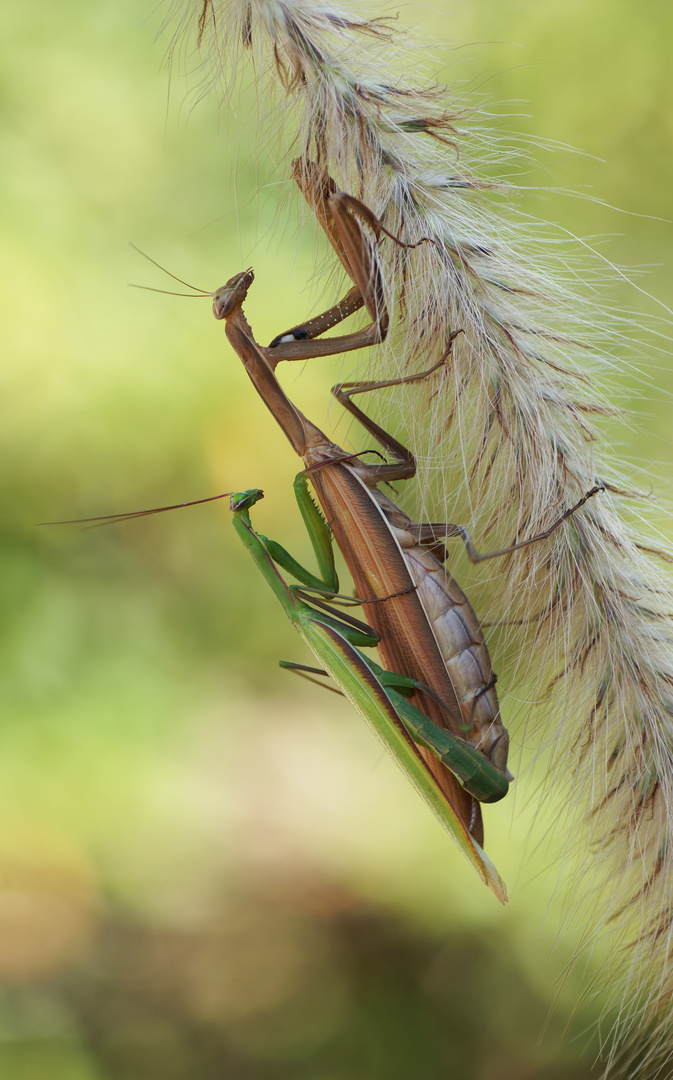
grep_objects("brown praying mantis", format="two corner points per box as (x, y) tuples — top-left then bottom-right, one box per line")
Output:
(138, 162), (601, 899)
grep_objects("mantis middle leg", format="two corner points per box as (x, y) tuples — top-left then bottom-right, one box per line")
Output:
(331, 367), (604, 562)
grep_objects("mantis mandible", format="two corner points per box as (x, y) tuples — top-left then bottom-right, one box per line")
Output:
(228, 483), (508, 901)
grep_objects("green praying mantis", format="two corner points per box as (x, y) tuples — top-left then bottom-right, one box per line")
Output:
(228, 482), (509, 900)
(136, 161), (601, 901)
(60, 468), (511, 899)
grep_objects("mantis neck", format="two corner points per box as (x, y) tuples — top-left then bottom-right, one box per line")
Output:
(225, 317), (337, 464)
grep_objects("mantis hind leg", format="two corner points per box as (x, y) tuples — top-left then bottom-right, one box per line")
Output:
(407, 485), (604, 565)
(278, 662), (510, 803)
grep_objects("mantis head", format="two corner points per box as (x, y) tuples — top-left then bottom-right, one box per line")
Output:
(212, 269), (255, 321)
(229, 488), (264, 514)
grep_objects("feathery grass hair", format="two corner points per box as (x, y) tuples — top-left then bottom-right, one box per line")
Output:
(164, 1), (673, 1073)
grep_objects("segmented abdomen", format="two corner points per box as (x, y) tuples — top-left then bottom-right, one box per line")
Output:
(403, 544), (505, 759)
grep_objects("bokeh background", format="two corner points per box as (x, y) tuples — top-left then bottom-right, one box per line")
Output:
(2, 1), (673, 1077)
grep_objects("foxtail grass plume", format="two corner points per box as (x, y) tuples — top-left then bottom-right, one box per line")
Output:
(164, 1), (673, 1072)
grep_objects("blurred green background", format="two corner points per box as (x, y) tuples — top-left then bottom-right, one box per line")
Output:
(2, 1), (672, 1077)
